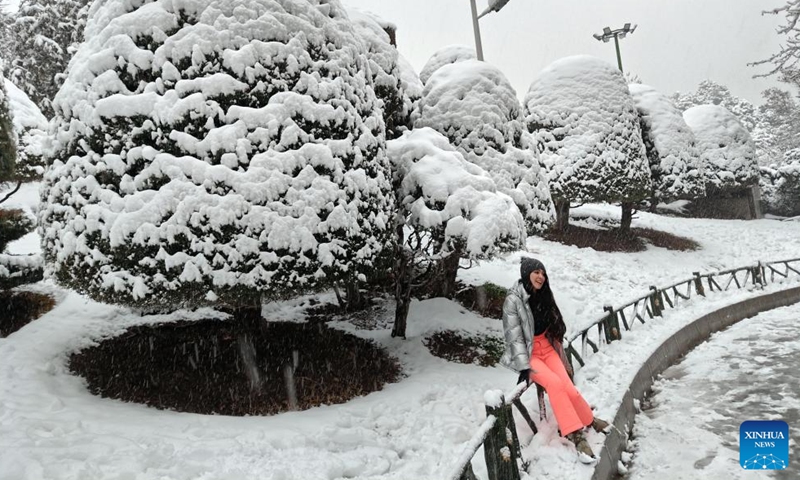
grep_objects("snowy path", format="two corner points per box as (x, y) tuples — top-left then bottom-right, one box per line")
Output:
(625, 302), (800, 480)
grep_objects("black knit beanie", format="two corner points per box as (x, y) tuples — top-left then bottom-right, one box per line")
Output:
(520, 257), (547, 294)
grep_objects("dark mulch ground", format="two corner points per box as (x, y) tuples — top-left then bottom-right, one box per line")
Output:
(424, 330), (504, 367)
(0, 291), (56, 337)
(69, 318), (402, 416)
(544, 224), (700, 253)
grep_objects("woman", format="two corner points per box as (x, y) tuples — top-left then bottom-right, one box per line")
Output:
(500, 257), (609, 461)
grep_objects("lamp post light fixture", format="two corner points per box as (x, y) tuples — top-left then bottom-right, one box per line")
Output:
(470, 0), (513, 61)
(592, 23), (637, 72)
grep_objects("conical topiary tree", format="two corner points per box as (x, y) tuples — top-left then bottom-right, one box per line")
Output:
(524, 55), (650, 231)
(40, 0), (393, 316)
(629, 84), (706, 210)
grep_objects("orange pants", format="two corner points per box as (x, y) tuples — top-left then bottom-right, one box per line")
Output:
(529, 334), (594, 436)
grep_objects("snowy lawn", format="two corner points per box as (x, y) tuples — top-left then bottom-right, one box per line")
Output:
(2, 182), (800, 479)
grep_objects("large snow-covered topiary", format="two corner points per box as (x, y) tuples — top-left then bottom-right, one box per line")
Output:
(386, 127), (525, 335)
(629, 84), (705, 204)
(416, 59), (552, 234)
(418, 44), (476, 85)
(40, 0), (393, 309)
(683, 104), (759, 193)
(524, 55), (650, 229)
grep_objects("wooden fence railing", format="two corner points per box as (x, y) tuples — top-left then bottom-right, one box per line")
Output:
(449, 257), (800, 480)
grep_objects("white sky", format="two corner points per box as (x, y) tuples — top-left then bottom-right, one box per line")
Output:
(345, 0), (794, 106)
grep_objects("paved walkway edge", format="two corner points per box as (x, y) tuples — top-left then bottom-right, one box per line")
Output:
(591, 285), (800, 480)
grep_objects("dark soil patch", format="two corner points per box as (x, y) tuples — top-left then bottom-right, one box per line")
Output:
(424, 330), (504, 367)
(69, 319), (402, 416)
(454, 281), (508, 319)
(544, 224), (699, 253)
(0, 291), (56, 337)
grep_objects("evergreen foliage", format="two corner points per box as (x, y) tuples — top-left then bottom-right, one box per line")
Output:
(40, 0), (393, 310)
(629, 84), (705, 203)
(416, 59), (553, 234)
(0, 73), (16, 183)
(5, 0), (91, 118)
(523, 55), (650, 227)
(683, 105), (759, 194)
(760, 154), (800, 216)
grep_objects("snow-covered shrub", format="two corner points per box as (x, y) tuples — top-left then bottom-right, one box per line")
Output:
(418, 45), (476, 85)
(629, 84), (705, 203)
(347, 7), (411, 140)
(386, 127), (525, 335)
(416, 59), (552, 234)
(524, 55), (650, 228)
(4, 79), (48, 181)
(761, 155), (800, 217)
(683, 104), (759, 194)
(40, 0), (394, 309)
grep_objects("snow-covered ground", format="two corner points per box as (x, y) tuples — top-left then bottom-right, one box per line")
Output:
(1, 182), (800, 480)
(627, 303), (800, 480)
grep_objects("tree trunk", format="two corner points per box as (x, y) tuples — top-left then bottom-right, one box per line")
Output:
(554, 199), (570, 231)
(438, 246), (462, 299)
(620, 202), (634, 232)
(392, 223), (411, 338)
(344, 278), (366, 311)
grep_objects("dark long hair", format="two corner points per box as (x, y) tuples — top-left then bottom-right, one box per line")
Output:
(528, 276), (566, 345)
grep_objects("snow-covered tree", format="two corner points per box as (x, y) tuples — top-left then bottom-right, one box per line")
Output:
(6, 0), (91, 117)
(418, 44), (476, 85)
(4, 78), (48, 181)
(760, 151), (800, 216)
(629, 84), (705, 209)
(386, 127), (525, 336)
(40, 0), (394, 314)
(752, 87), (800, 166)
(346, 7), (412, 141)
(671, 80), (757, 131)
(0, 71), (15, 185)
(416, 59), (553, 239)
(0, 69), (43, 289)
(524, 55), (650, 231)
(683, 105), (759, 195)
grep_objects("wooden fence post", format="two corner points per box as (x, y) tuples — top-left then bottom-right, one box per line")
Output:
(649, 286), (663, 317)
(693, 272), (705, 296)
(484, 393), (521, 480)
(602, 305), (621, 342)
(752, 263), (764, 287)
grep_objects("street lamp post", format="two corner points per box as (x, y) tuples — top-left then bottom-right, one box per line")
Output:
(592, 23), (637, 72)
(470, 0), (513, 61)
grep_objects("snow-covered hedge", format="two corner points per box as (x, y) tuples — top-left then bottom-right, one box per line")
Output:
(629, 84), (705, 202)
(387, 127), (525, 258)
(416, 59), (552, 233)
(40, 0), (394, 309)
(524, 55), (650, 206)
(418, 45), (476, 85)
(683, 104), (758, 193)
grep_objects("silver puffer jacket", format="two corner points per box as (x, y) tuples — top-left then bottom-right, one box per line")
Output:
(499, 280), (570, 374)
